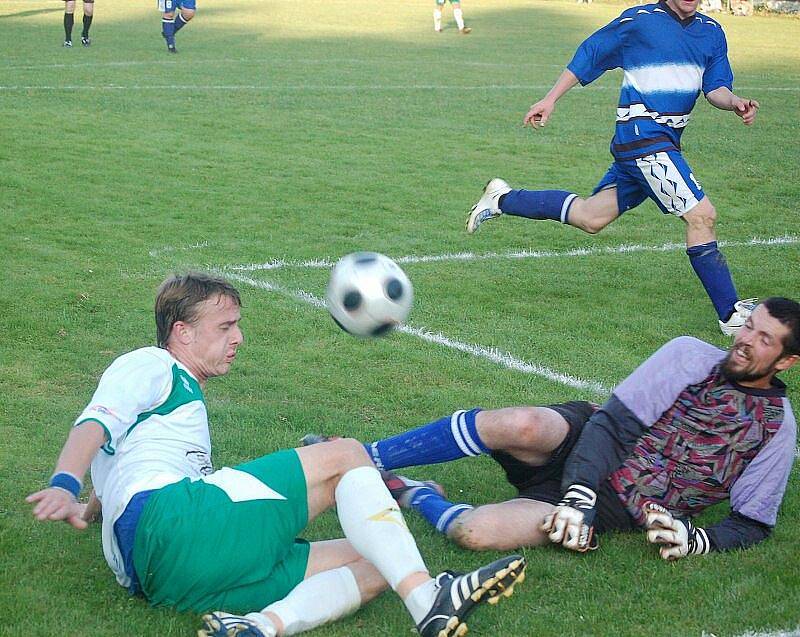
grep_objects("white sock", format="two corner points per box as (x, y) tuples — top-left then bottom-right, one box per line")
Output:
(264, 567), (361, 636)
(433, 8), (442, 30)
(454, 8), (465, 29)
(403, 578), (438, 624)
(335, 466), (428, 591)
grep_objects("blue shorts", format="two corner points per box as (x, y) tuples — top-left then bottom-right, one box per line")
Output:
(593, 150), (705, 217)
(159, 0), (195, 12)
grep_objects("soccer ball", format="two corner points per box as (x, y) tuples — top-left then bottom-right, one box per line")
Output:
(326, 252), (413, 337)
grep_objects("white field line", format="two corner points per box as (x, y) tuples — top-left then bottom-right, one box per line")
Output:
(226, 235), (800, 273)
(2, 84), (799, 92)
(724, 629), (800, 637)
(223, 271), (609, 395)
(148, 241), (209, 258)
(3, 59), (567, 71)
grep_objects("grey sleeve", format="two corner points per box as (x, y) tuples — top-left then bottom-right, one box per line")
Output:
(730, 399), (797, 526)
(613, 336), (725, 427)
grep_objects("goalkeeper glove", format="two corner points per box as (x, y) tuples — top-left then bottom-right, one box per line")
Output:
(541, 484), (599, 552)
(644, 502), (711, 560)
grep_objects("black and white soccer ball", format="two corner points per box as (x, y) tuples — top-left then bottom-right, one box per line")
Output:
(326, 252), (413, 337)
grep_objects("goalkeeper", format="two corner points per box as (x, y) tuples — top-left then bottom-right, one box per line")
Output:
(333, 297), (799, 559)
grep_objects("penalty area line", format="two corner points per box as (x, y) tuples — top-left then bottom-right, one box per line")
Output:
(728, 628), (800, 637)
(225, 234), (800, 273)
(3, 84), (799, 92)
(223, 271), (609, 395)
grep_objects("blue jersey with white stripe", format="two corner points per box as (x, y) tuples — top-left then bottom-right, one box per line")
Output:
(567, 0), (733, 161)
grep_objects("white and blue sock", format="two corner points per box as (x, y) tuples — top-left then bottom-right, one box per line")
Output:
(365, 409), (489, 471)
(409, 487), (474, 534)
(499, 189), (578, 224)
(686, 241), (738, 321)
(173, 12), (189, 33)
(162, 18), (176, 45)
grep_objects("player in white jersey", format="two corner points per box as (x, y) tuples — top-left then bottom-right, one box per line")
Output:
(27, 272), (525, 637)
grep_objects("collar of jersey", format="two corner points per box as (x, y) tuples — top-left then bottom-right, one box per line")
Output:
(657, 0), (697, 27)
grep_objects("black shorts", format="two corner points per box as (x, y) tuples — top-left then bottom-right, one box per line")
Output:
(490, 401), (635, 534)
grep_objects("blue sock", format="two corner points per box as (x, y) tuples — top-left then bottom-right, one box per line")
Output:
(408, 488), (474, 534)
(162, 18), (176, 45)
(686, 241), (738, 321)
(499, 189), (578, 223)
(364, 409), (489, 471)
(173, 13), (188, 33)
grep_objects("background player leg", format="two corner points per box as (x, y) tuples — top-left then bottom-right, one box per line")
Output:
(451, 1), (470, 33)
(173, 6), (195, 37)
(80, 0), (93, 46)
(63, 0), (75, 46)
(433, 0), (443, 31)
(162, 10), (177, 52)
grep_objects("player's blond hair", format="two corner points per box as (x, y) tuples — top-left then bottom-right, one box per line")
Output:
(155, 272), (242, 348)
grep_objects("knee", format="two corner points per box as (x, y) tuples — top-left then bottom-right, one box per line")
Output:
(494, 407), (550, 449)
(181, 8), (196, 19)
(567, 192), (618, 235)
(685, 200), (717, 231)
(580, 217), (607, 235)
(327, 437), (371, 470)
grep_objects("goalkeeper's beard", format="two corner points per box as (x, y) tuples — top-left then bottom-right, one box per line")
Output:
(720, 348), (783, 384)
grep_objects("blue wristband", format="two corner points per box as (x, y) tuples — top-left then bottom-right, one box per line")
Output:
(49, 472), (82, 499)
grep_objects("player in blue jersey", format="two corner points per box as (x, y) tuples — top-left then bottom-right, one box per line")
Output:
(62, 0), (94, 47)
(159, 0), (195, 53)
(466, 0), (760, 336)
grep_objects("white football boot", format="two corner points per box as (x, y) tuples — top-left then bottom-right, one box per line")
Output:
(199, 612), (277, 637)
(719, 298), (758, 336)
(466, 178), (511, 234)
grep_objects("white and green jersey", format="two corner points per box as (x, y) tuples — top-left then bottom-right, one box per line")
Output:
(74, 346), (211, 587)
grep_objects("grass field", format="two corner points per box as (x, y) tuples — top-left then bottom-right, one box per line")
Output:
(1, 0), (799, 635)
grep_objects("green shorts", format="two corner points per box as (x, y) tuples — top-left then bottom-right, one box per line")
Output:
(133, 449), (311, 613)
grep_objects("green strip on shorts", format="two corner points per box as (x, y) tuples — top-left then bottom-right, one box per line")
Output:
(133, 448), (311, 612)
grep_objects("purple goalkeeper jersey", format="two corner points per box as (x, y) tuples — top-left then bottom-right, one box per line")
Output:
(607, 337), (796, 527)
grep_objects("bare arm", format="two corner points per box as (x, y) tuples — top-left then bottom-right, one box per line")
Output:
(706, 86), (759, 126)
(523, 69), (580, 128)
(26, 420), (107, 530)
(81, 489), (102, 523)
